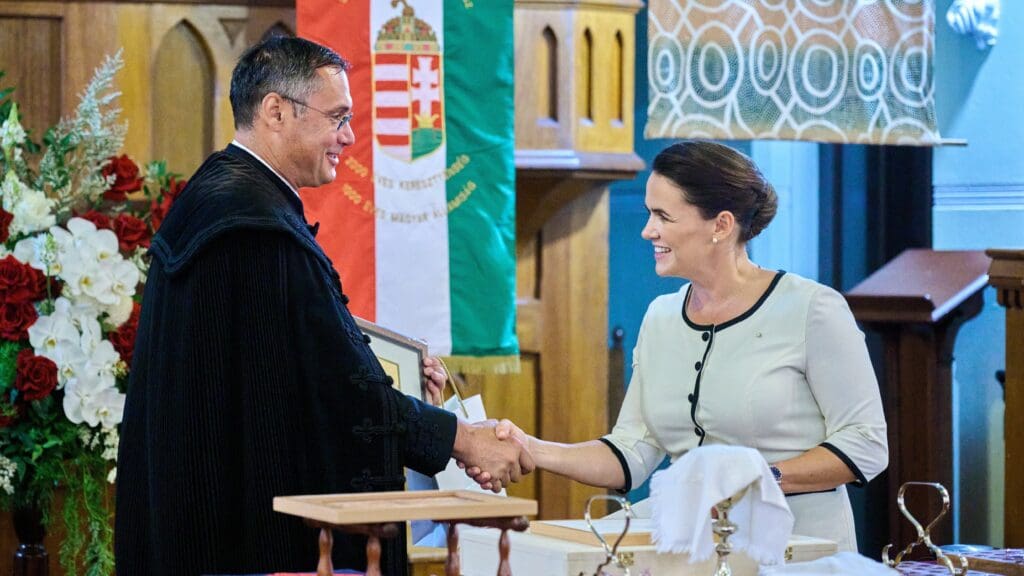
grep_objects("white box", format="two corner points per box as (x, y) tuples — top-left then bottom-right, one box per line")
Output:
(459, 523), (837, 576)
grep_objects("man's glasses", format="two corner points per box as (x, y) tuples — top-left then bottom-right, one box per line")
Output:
(281, 95), (354, 131)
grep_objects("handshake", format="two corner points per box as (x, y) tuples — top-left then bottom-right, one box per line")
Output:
(451, 418), (532, 493)
(422, 358), (536, 493)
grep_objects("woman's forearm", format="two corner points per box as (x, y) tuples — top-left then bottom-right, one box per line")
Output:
(530, 438), (626, 490)
(773, 446), (856, 494)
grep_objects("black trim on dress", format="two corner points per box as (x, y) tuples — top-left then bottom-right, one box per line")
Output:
(599, 438), (633, 493)
(821, 441), (867, 486)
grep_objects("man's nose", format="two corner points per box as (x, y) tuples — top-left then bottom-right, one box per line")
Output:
(339, 123), (356, 146)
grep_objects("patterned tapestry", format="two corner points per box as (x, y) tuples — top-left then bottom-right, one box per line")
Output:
(645, 0), (940, 145)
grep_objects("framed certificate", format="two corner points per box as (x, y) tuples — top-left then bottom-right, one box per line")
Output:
(354, 316), (428, 400)
(353, 317), (444, 545)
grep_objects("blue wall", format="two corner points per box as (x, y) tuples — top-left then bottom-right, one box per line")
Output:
(932, 0), (1024, 547)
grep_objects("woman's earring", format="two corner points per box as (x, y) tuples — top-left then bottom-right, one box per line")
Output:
(712, 237), (719, 244)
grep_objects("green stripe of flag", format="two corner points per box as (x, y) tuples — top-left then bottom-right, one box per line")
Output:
(444, 0), (519, 365)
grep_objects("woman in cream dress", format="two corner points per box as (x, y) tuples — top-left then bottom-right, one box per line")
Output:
(462, 141), (888, 551)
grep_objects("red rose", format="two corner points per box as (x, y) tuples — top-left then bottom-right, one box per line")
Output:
(14, 349), (58, 401)
(150, 178), (186, 232)
(77, 209), (112, 230)
(0, 301), (37, 341)
(113, 214), (151, 252)
(165, 177), (187, 203)
(150, 196), (172, 232)
(0, 255), (47, 304)
(101, 155), (143, 202)
(0, 208), (13, 243)
(109, 301), (141, 367)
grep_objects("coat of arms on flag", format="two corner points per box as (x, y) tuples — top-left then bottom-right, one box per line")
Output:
(374, 1), (444, 162)
(298, 0), (519, 374)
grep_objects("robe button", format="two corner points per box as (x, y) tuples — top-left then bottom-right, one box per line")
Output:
(702, 332), (710, 341)
(384, 375), (394, 386)
(694, 361), (702, 371)
(687, 393), (695, 403)
(362, 333), (372, 344)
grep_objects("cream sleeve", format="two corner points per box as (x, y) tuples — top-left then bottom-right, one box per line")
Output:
(805, 285), (889, 484)
(601, 325), (668, 491)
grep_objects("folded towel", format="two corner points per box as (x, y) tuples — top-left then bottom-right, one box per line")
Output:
(650, 445), (794, 566)
(759, 551), (899, 575)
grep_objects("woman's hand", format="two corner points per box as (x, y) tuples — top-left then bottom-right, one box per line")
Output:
(421, 356), (446, 406)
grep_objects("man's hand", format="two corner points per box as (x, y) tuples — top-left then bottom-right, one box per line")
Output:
(421, 356), (446, 406)
(452, 419), (534, 493)
(461, 419), (532, 491)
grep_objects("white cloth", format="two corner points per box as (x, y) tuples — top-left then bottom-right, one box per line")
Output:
(602, 272), (888, 551)
(650, 445), (794, 566)
(758, 552), (899, 575)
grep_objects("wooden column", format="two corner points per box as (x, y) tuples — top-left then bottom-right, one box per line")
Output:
(986, 249), (1024, 547)
(844, 249), (991, 550)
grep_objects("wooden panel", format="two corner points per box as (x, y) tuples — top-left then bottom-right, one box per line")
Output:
(576, 10), (634, 152)
(514, 9), (573, 150)
(987, 249), (1024, 546)
(0, 12), (63, 143)
(153, 19), (214, 176)
(1007, 304), (1024, 546)
(538, 185), (609, 520)
(461, 352), (540, 504)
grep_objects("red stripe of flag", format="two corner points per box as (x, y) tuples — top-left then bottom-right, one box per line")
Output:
(376, 134), (410, 145)
(298, 0), (376, 320)
(375, 107), (408, 119)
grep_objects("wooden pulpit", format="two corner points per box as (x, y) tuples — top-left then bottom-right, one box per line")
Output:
(844, 249), (991, 550)
(986, 249), (1024, 547)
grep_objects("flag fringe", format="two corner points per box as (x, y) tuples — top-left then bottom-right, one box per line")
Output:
(441, 354), (521, 375)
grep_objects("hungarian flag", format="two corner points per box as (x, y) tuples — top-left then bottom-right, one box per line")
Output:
(297, 0), (519, 373)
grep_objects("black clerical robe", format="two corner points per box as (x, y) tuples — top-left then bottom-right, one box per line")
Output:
(115, 145), (457, 576)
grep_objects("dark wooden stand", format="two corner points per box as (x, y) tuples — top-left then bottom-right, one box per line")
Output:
(307, 516), (529, 576)
(987, 249), (1024, 547)
(845, 249), (991, 549)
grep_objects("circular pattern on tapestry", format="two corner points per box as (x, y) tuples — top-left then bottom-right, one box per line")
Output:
(890, 28), (932, 107)
(687, 21), (742, 108)
(854, 40), (887, 101)
(789, 30), (848, 114)
(650, 34), (685, 98)
(749, 27), (787, 95)
(796, 0), (845, 23)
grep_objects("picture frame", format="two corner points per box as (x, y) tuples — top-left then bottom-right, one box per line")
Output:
(353, 317), (446, 547)
(354, 316), (427, 400)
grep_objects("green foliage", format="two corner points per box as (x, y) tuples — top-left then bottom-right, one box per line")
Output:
(0, 340), (20, 392)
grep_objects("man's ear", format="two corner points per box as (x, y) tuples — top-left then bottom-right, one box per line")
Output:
(260, 93), (287, 131)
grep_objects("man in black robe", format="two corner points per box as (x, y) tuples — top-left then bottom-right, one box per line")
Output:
(114, 36), (530, 576)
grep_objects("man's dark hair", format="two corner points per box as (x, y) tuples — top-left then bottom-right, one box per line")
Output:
(652, 140), (778, 243)
(230, 36), (351, 129)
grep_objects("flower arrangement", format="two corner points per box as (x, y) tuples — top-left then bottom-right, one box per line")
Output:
(0, 53), (183, 575)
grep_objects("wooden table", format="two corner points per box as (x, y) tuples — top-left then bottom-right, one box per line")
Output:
(274, 490), (537, 576)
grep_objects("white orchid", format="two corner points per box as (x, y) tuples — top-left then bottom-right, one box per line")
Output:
(1, 172), (56, 237)
(28, 306), (80, 359)
(63, 373), (124, 428)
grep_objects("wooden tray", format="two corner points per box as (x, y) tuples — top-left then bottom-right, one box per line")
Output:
(529, 518), (653, 547)
(962, 550), (1024, 576)
(273, 490), (537, 525)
